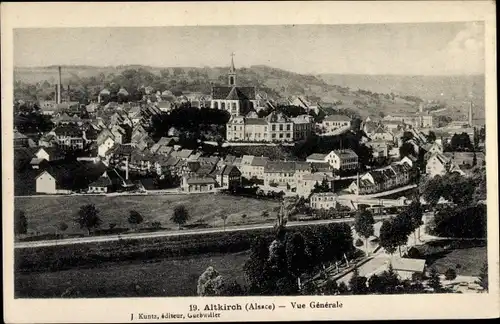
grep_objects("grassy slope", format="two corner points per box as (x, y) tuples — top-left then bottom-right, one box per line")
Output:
(15, 251), (250, 298)
(427, 246), (487, 277)
(14, 194), (279, 234)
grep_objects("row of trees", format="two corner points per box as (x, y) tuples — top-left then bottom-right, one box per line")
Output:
(15, 203), (192, 237)
(421, 172), (481, 208)
(379, 201), (424, 256)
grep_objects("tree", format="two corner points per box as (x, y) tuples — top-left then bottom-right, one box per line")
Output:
(75, 204), (102, 235)
(354, 209), (375, 251)
(348, 267), (368, 294)
(14, 209), (28, 235)
(379, 219), (398, 255)
(472, 152), (477, 167)
(422, 176), (443, 210)
(220, 280), (246, 296)
(171, 205), (189, 229)
(285, 232), (310, 278)
(444, 268), (457, 280)
(128, 210), (144, 230)
(402, 131), (414, 142)
(476, 262), (488, 291)
(219, 214), (229, 231)
(428, 268), (442, 292)
(407, 201), (424, 242)
(399, 142), (416, 159)
(450, 132), (473, 151)
(197, 266), (224, 296)
(58, 221), (68, 236)
(427, 131), (436, 143)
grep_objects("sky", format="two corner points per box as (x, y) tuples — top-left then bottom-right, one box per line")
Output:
(14, 22), (484, 75)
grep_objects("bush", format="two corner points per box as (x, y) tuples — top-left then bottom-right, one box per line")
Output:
(261, 211), (270, 218)
(151, 221), (162, 229)
(241, 214), (247, 219)
(355, 238), (364, 247)
(406, 247), (422, 259)
(445, 268), (457, 280)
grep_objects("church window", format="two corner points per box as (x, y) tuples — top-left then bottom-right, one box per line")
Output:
(214, 101), (219, 109)
(232, 102), (237, 110)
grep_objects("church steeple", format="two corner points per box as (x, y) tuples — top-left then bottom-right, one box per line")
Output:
(229, 52), (236, 86)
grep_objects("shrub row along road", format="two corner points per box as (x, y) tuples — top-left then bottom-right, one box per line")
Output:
(15, 215), (393, 249)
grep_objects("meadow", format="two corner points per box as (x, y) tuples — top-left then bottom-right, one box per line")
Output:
(14, 193), (280, 235)
(15, 251), (250, 298)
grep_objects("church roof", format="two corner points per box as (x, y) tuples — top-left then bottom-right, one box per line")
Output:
(212, 86), (256, 100)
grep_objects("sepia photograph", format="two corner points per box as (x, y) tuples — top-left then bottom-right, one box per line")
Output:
(2, 1), (498, 322)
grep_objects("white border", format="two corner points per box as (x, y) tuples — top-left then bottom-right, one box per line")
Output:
(2, 1), (498, 322)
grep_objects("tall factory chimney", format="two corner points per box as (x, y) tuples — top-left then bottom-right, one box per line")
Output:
(468, 101), (473, 127)
(67, 84), (71, 102)
(54, 85), (58, 102)
(57, 66), (62, 104)
(125, 156), (129, 180)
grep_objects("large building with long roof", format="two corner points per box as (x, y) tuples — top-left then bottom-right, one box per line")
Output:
(210, 55), (258, 116)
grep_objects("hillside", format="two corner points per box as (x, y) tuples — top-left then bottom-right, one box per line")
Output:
(319, 74), (485, 121)
(15, 65), (432, 118)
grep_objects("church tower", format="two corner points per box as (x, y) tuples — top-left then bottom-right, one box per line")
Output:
(228, 53), (236, 86)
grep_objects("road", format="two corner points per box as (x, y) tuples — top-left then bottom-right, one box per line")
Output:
(14, 215), (392, 249)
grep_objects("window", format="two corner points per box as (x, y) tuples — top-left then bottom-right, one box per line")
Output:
(286, 133), (290, 138)
(286, 124), (291, 131)
(279, 133), (283, 138)
(279, 124), (283, 131)
(272, 133), (276, 138)
(214, 101), (219, 109)
(221, 102), (226, 110)
(272, 125), (276, 131)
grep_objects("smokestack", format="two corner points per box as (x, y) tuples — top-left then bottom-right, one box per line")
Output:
(55, 85), (58, 102)
(125, 156), (129, 180)
(57, 66), (62, 104)
(468, 101), (473, 127)
(67, 84), (70, 102)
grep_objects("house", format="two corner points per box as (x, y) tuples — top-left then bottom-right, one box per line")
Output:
(310, 192), (338, 210)
(150, 137), (175, 154)
(34, 147), (64, 162)
(38, 133), (58, 147)
(368, 124), (396, 143)
(30, 158), (47, 170)
(248, 156), (270, 181)
(366, 140), (389, 158)
(50, 125), (85, 149)
(306, 153), (328, 164)
(181, 176), (217, 193)
(88, 169), (128, 193)
(297, 172), (335, 198)
(171, 149), (193, 161)
(238, 155), (255, 179)
(264, 161), (299, 190)
(423, 142), (444, 161)
(213, 165), (242, 190)
(14, 129), (30, 148)
(370, 258), (426, 281)
(348, 160), (412, 194)
(97, 134), (116, 157)
(291, 114), (314, 140)
(320, 115), (351, 133)
(35, 170), (73, 194)
(329, 150), (359, 171)
(425, 153), (451, 178)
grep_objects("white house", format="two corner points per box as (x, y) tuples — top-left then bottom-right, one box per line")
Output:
(320, 115), (351, 133)
(98, 136), (116, 157)
(35, 170), (72, 194)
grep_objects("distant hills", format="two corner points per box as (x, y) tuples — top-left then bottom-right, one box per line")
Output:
(14, 65), (484, 120)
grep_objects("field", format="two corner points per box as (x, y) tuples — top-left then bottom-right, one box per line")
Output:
(15, 251), (250, 298)
(14, 194), (280, 235)
(427, 246), (487, 277)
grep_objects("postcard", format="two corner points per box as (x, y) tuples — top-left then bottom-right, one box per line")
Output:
(2, 1), (498, 322)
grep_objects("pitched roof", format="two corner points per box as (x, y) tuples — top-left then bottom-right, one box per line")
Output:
(89, 176), (112, 188)
(250, 156), (269, 167)
(264, 161), (296, 173)
(171, 149), (193, 159)
(14, 129), (28, 140)
(307, 153), (327, 161)
(265, 111), (290, 123)
(212, 86), (256, 100)
(52, 125), (83, 137)
(324, 115), (351, 122)
(186, 176), (217, 185)
(390, 258), (426, 273)
(245, 118), (268, 125)
(332, 149), (358, 159)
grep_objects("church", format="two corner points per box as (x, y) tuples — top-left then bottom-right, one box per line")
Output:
(210, 55), (258, 116)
